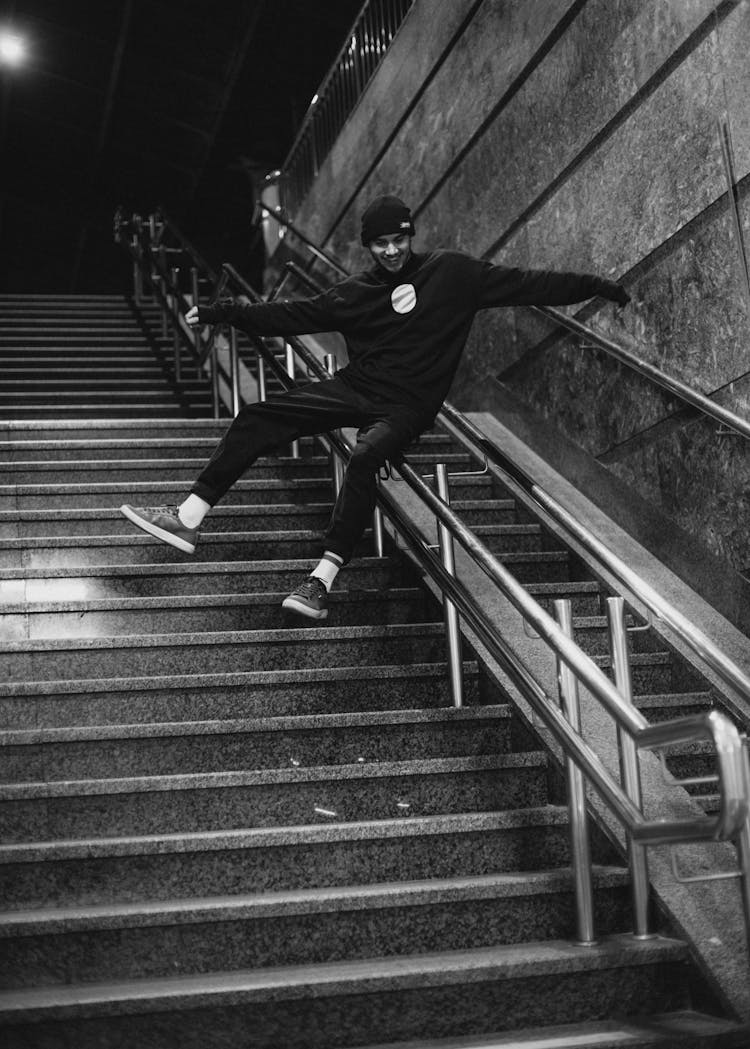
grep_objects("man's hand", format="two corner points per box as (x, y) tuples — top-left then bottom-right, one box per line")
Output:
(185, 305), (200, 327)
(600, 280), (630, 308)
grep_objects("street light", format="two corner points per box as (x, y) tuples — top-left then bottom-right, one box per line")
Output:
(0, 30), (27, 68)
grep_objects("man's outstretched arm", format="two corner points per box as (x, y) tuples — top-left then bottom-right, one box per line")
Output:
(185, 290), (341, 337)
(478, 261), (630, 309)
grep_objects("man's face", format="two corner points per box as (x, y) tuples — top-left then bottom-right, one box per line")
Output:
(368, 232), (412, 274)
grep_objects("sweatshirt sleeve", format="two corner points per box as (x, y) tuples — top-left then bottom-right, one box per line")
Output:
(476, 260), (627, 308)
(197, 290), (342, 337)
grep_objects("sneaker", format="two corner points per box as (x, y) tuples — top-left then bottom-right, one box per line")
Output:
(120, 504), (199, 554)
(282, 576), (329, 620)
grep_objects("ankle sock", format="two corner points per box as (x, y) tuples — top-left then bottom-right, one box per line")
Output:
(178, 494), (211, 529)
(311, 552), (343, 592)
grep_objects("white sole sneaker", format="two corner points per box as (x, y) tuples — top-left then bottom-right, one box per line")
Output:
(281, 595), (329, 619)
(120, 505), (197, 554)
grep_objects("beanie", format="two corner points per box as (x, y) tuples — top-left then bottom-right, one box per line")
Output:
(360, 195), (415, 245)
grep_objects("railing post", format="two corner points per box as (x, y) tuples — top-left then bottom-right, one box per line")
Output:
(737, 741), (750, 954)
(132, 240), (143, 305)
(229, 327), (240, 417)
(324, 354), (344, 497)
(158, 247), (168, 337)
(285, 342), (300, 458)
(170, 267), (181, 383)
(435, 463), (463, 709)
(257, 351), (267, 402)
(606, 597), (653, 939)
(210, 336), (220, 420)
(554, 598), (597, 946)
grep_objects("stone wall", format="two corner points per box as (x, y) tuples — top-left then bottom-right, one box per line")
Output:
(292, 0), (750, 578)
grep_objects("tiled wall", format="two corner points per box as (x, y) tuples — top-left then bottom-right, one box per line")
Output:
(295, 0), (750, 575)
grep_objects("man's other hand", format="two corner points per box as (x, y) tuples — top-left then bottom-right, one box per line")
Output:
(185, 306), (200, 327)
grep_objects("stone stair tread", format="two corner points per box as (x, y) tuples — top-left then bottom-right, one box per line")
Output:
(0, 867), (629, 934)
(0, 751), (547, 801)
(0, 556), (370, 581)
(0, 584), (427, 615)
(354, 1010), (750, 1048)
(2, 621), (445, 654)
(0, 805), (571, 862)
(0, 935), (688, 1020)
(0, 477), (335, 497)
(2, 454), (329, 470)
(636, 692), (714, 708)
(0, 704), (511, 746)
(0, 661), (480, 698)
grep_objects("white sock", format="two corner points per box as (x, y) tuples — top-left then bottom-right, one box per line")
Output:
(178, 494), (211, 529)
(311, 552), (343, 592)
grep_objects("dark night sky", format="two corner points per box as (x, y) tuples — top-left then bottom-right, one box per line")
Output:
(0, 0), (363, 292)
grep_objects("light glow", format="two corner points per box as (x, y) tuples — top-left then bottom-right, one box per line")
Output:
(0, 30), (26, 67)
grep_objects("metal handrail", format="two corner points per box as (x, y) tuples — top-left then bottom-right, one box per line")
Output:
(532, 305), (750, 442)
(216, 259), (749, 846)
(439, 403), (750, 713)
(279, 0), (416, 212)
(116, 209), (750, 952)
(248, 206), (750, 713)
(260, 204), (349, 278)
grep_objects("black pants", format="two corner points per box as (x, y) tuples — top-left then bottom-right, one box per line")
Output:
(191, 377), (428, 564)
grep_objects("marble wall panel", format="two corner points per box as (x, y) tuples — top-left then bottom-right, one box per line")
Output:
(291, 0), (750, 574)
(416, 0), (728, 254)
(608, 415), (750, 571)
(296, 0), (478, 248)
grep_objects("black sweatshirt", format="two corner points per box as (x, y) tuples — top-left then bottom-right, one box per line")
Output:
(198, 250), (624, 417)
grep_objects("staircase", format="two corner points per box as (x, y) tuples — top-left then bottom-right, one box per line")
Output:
(1, 295), (747, 1047)
(0, 293), (213, 420)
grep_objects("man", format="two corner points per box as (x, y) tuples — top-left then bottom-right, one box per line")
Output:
(121, 195), (629, 619)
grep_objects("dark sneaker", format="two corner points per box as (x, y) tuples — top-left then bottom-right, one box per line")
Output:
(282, 575), (329, 620)
(120, 504), (199, 554)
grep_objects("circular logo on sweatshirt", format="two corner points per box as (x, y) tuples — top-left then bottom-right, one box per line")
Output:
(391, 283), (417, 314)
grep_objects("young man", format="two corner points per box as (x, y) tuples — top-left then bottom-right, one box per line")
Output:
(121, 195), (629, 619)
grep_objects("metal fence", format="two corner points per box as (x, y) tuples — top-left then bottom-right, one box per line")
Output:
(280, 0), (415, 213)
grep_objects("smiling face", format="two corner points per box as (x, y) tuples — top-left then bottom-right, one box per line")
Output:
(368, 232), (412, 274)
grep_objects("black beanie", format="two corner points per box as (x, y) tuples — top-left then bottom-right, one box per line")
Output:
(360, 195), (415, 245)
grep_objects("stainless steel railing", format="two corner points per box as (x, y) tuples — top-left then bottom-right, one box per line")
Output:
(204, 255), (750, 952)
(531, 305), (750, 442)
(280, 0), (416, 214)
(116, 208), (750, 955)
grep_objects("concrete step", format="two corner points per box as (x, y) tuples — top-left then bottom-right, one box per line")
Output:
(0, 469), (503, 508)
(635, 691), (715, 721)
(1, 381), (209, 397)
(0, 431), (449, 462)
(1, 622), (456, 681)
(0, 753), (550, 842)
(1, 455), (332, 484)
(0, 419), (229, 441)
(1, 586), (441, 639)
(0, 392), (211, 407)
(0, 661), (484, 730)
(0, 936), (692, 1049)
(0, 555), (413, 602)
(0, 476), (333, 509)
(0, 867), (630, 990)
(594, 652), (705, 696)
(0, 404), (215, 420)
(0, 527), (381, 567)
(523, 580), (604, 616)
(0, 503), (340, 538)
(0, 706), (513, 782)
(354, 1011), (750, 1049)
(0, 807), (601, 909)
(0, 503), (539, 541)
(0, 436), (255, 462)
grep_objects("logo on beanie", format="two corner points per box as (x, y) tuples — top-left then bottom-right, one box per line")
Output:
(391, 283), (417, 314)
